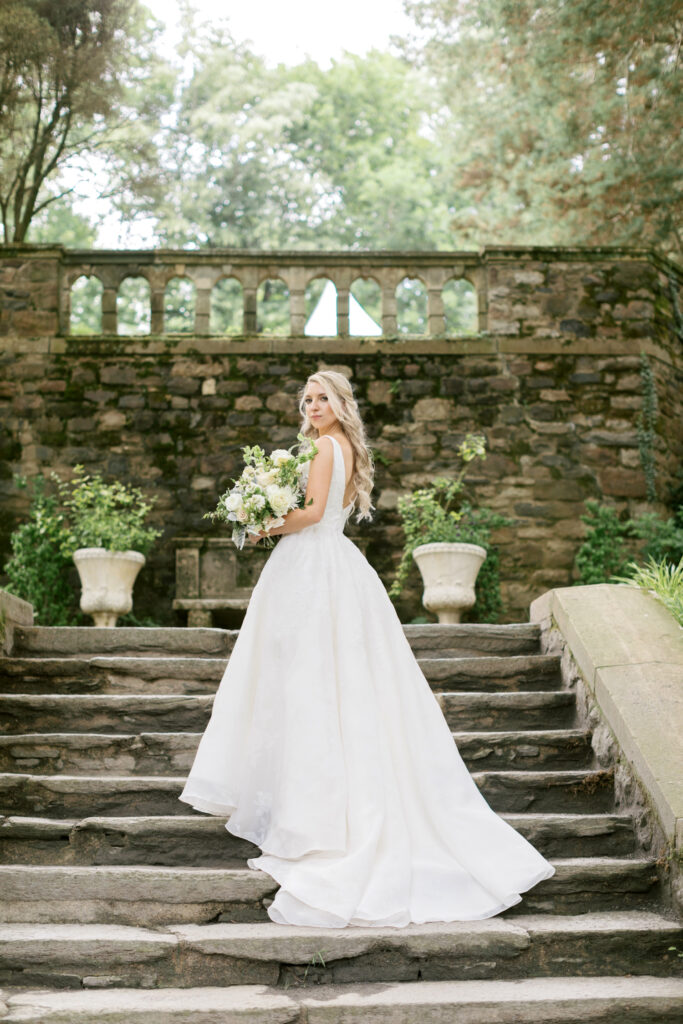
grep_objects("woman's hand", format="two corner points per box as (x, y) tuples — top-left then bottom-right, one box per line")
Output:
(246, 530), (267, 545)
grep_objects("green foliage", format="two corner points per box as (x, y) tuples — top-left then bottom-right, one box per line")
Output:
(56, 466), (162, 557)
(632, 509), (683, 566)
(3, 476), (78, 626)
(574, 500), (683, 585)
(0, 0), (172, 243)
(405, 0), (683, 258)
(636, 352), (659, 502)
(389, 434), (510, 621)
(574, 501), (634, 585)
(613, 557), (683, 626)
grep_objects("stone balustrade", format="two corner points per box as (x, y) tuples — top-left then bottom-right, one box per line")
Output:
(59, 249), (485, 337)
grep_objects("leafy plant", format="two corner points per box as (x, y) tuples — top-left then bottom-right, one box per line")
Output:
(575, 501), (683, 586)
(55, 466), (162, 557)
(389, 434), (510, 621)
(613, 557), (683, 627)
(3, 476), (78, 625)
(632, 508), (683, 567)
(574, 502), (635, 585)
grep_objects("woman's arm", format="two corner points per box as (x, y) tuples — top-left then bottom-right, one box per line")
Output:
(258, 436), (334, 539)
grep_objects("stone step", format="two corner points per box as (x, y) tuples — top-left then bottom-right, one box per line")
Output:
(438, 691), (576, 731)
(0, 690), (577, 735)
(421, 655), (561, 692)
(0, 653), (560, 696)
(0, 812), (636, 867)
(0, 728), (594, 776)
(0, 914), (679, 989)
(0, 768), (616, 818)
(11, 622), (541, 660)
(4, 976), (683, 1024)
(0, 859), (660, 926)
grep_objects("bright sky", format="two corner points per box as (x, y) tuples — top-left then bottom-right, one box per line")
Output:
(143, 0), (413, 67)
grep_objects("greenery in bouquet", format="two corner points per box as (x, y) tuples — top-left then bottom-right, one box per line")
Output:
(206, 433), (318, 549)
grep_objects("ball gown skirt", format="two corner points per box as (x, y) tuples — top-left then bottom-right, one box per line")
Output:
(179, 434), (555, 927)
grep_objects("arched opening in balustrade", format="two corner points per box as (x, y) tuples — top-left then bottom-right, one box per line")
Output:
(443, 277), (478, 335)
(70, 275), (103, 334)
(396, 277), (427, 335)
(350, 278), (382, 336)
(257, 278), (289, 335)
(164, 276), (196, 333)
(210, 277), (243, 335)
(117, 276), (151, 335)
(304, 278), (337, 336)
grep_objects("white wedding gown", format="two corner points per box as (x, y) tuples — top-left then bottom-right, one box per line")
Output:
(179, 434), (555, 927)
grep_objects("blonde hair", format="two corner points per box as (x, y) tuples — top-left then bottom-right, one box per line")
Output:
(298, 370), (375, 522)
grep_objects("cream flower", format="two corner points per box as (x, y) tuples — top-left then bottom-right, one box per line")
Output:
(266, 484), (295, 517)
(223, 491), (243, 512)
(271, 449), (294, 467)
(257, 469), (278, 487)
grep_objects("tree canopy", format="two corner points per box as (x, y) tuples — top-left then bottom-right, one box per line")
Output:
(119, 17), (457, 250)
(404, 0), (683, 256)
(0, 0), (172, 242)
(0, 0), (679, 256)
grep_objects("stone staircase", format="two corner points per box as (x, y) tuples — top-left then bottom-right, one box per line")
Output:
(0, 623), (681, 1022)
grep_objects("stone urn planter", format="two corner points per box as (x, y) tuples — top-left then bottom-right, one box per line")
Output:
(73, 548), (146, 627)
(412, 541), (487, 624)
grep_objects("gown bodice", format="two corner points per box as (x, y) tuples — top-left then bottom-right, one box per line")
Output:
(299, 433), (353, 535)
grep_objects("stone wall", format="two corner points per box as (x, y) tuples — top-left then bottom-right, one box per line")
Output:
(1, 245), (682, 624)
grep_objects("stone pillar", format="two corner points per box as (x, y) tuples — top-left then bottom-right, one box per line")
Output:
(382, 285), (397, 336)
(102, 287), (118, 334)
(290, 289), (306, 335)
(195, 288), (211, 335)
(337, 288), (350, 338)
(243, 289), (256, 334)
(427, 289), (445, 336)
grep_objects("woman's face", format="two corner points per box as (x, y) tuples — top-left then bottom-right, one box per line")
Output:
(303, 381), (338, 434)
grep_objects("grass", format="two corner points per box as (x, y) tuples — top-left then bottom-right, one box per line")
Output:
(613, 557), (683, 627)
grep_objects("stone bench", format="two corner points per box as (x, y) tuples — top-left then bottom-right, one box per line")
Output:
(172, 537), (268, 628)
(173, 532), (373, 627)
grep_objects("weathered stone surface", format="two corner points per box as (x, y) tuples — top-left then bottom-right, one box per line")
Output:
(437, 691), (576, 732)
(0, 858), (658, 925)
(4, 976), (683, 1024)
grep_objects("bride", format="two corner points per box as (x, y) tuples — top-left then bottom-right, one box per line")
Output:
(178, 369), (555, 927)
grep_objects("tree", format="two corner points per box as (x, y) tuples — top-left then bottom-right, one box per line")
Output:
(404, 0), (683, 257)
(0, 0), (172, 242)
(117, 13), (459, 251)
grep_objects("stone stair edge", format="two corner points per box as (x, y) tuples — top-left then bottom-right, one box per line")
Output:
(2, 976), (682, 1024)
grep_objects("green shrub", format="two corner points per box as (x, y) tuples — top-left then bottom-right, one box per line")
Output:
(574, 501), (634, 585)
(56, 466), (162, 557)
(575, 500), (683, 587)
(3, 476), (78, 625)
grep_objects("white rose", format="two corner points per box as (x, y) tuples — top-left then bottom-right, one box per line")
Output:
(236, 508), (248, 522)
(257, 469), (277, 486)
(271, 449), (293, 467)
(223, 491), (243, 512)
(266, 484), (295, 517)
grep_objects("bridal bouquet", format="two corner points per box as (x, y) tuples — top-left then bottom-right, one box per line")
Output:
(205, 433), (318, 549)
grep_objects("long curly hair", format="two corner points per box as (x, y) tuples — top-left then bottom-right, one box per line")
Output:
(298, 370), (375, 522)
